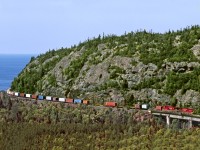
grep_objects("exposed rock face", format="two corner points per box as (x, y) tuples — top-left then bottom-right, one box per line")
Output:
(52, 46), (87, 83)
(38, 43), (200, 104)
(162, 62), (200, 72)
(37, 46), (200, 104)
(174, 90), (200, 103)
(191, 40), (200, 60)
(129, 89), (170, 102)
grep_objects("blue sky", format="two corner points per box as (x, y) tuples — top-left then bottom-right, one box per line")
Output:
(0, 0), (200, 54)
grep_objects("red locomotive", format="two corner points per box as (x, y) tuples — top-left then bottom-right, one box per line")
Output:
(155, 105), (193, 114)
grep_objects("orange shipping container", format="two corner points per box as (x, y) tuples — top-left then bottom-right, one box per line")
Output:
(66, 98), (74, 103)
(155, 106), (162, 111)
(83, 100), (89, 104)
(32, 94), (37, 99)
(104, 102), (117, 107)
(135, 104), (141, 109)
(20, 93), (25, 97)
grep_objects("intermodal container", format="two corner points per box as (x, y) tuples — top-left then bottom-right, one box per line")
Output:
(135, 104), (141, 109)
(104, 102), (117, 107)
(8, 91), (14, 95)
(38, 95), (45, 100)
(25, 94), (31, 98)
(7, 89), (14, 95)
(66, 98), (74, 103)
(83, 100), (89, 104)
(74, 99), (82, 104)
(141, 104), (149, 110)
(31, 94), (37, 99)
(53, 97), (59, 101)
(155, 106), (162, 111)
(6, 89), (11, 94)
(46, 96), (52, 101)
(14, 92), (20, 97)
(59, 98), (65, 102)
(20, 93), (25, 97)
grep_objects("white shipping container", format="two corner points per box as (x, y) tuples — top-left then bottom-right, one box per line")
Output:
(6, 88), (11, 94)
(9, 91), (14, 95)
(26, 94), (31, 98)
(15, 92), (19, 96)
(46, 96), (52, 101)
(141, 104), (148, 109)
(59, 98), (65, 102)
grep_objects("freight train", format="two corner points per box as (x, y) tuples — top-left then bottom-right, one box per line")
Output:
(7, 90), (90, 105)
(6, 89), (194, 114)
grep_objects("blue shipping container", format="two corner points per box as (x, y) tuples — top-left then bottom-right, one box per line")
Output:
(38, 95), (45, 100)
(74, 99), (82, 104)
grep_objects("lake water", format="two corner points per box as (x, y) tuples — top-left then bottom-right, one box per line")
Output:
(0, 54), (35, 91)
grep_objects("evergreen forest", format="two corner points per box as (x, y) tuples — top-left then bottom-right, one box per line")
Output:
(0, 92), (200, 149)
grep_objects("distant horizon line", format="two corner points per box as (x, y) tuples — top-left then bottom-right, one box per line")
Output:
(0, 53), (39, 55)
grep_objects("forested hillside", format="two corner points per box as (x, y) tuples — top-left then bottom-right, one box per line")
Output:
(11, 25), (200, 107)
(0, 92), (200, 149)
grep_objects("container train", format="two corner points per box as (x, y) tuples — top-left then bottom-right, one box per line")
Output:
(8, 90), (90, 105)
(6, 89), (194, 114)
